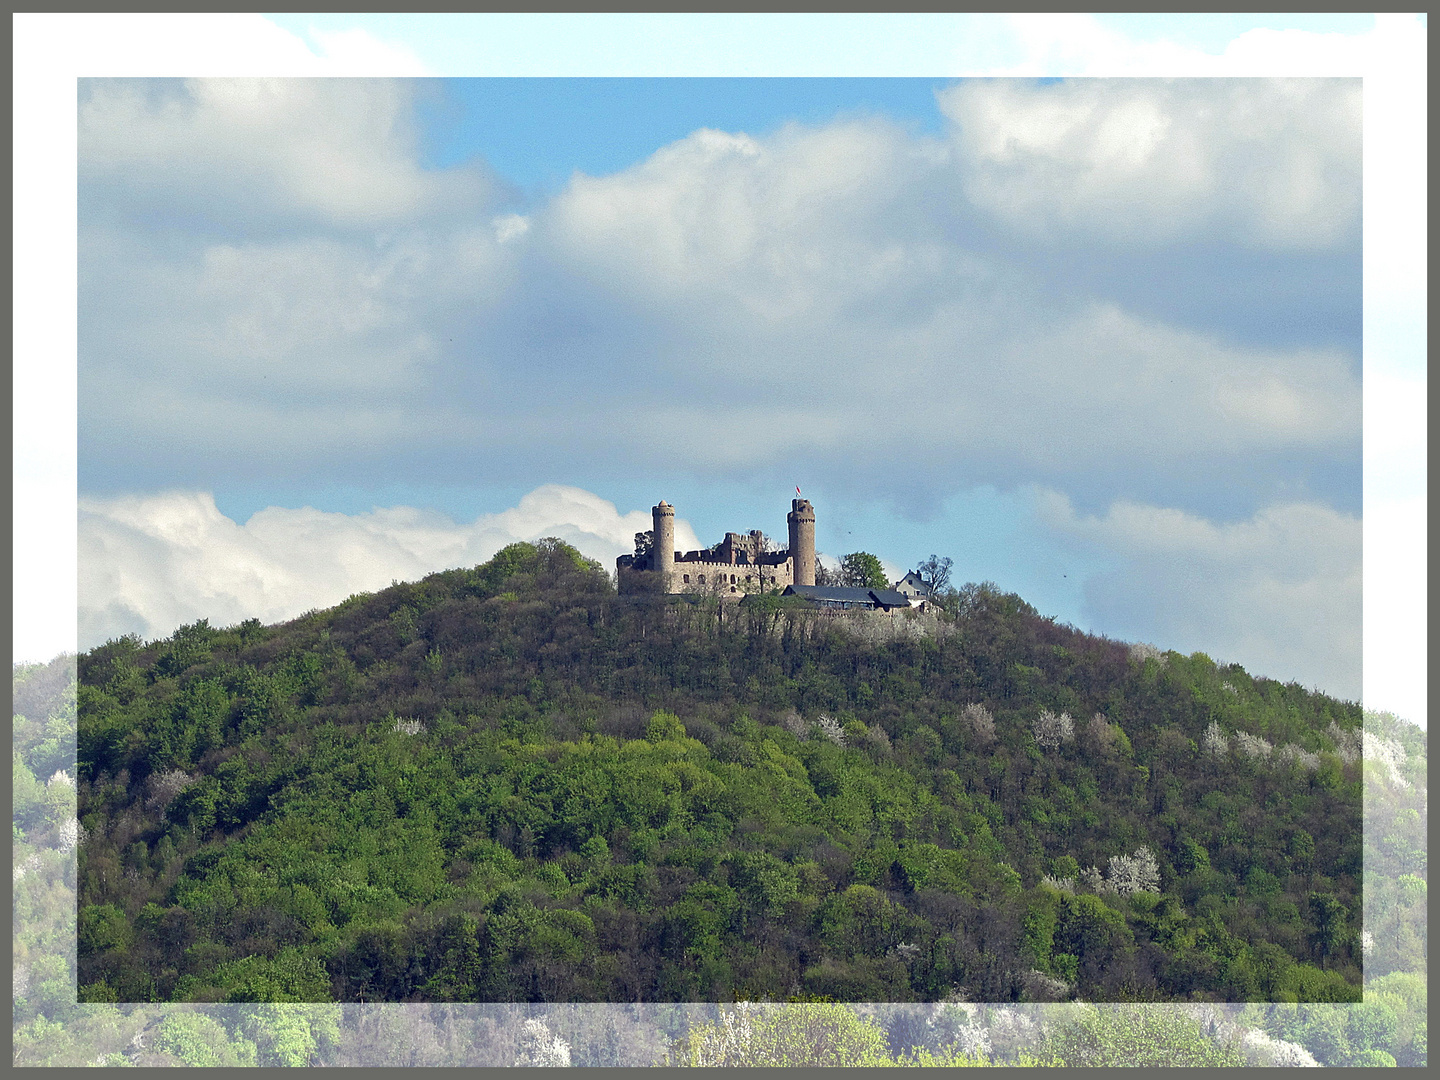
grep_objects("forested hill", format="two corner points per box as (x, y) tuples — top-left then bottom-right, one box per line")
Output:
(76, 539), (1363, 1005)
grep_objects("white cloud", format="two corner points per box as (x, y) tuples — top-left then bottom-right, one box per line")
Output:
(545, 119), (929, 321)
(80, 79), (490, 229)
(83, 227), (507, 400)
(938, 79), (1360, 249)
(1036, 491), (1361, 702)
(76, 80), (1360, 521)
(493, 213), (531, 244)
(77, 485), (702, 649)
(514, 108), (1359, 491)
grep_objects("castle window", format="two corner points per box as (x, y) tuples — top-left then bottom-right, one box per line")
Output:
(730, 574), (736, 584)
(698, 575), (705, 584)
(683, 574), (690, 583)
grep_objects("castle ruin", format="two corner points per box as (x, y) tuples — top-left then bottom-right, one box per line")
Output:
(617, 498), (816, 597)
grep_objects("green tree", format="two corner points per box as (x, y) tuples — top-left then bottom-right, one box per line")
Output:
(1306, 893), (1351, 968)
(1346, 998), (1401, 1060)
(153, 1011), (257, 1067)
(1174, 837), (1211, 876)
(667, 1002), (896, 1067)
(839, 552), (889, 589)
(12, 750), (46, 831)
(1040, 1004), (1244, 1066)
(237, 1003), (341, 1067)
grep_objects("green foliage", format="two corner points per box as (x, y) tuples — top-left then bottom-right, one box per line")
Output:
(154, 1011), (257, 1067)
(238, 1004), (342, 1066)
(13, 750), (46, 829)
(646, 710), (687, 742)
(1039, 1005), (1244, 1066)
(839, 552), (890, 589)
(1174, 837), (1210, 875)
(668, 1002), (896, 1066)
(78, 904), (133, 955)
(67, 549), (1363, 1006)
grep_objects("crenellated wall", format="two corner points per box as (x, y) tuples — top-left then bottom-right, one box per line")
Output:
(617, 499), (815, 597)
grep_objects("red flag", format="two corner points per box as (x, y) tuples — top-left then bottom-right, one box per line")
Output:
(796, 486), (802, 496)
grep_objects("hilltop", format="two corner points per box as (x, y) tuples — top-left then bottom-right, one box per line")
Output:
(75, 539), (1362, 1004)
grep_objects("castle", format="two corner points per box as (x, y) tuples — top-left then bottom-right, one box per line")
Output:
(617, 498), (816, 597)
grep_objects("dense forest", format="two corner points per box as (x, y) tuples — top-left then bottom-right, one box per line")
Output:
(70, 539), (1366, 1007)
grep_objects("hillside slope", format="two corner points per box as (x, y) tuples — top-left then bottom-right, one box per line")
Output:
(76, 540), (1363, 1003)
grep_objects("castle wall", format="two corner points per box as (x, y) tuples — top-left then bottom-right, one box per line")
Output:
(672, 556), (793, 595)
(617, 498), (814, 597)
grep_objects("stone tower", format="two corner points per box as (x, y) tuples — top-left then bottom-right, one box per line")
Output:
(787, 498), (816, 587)
(652, 501), (675, 588)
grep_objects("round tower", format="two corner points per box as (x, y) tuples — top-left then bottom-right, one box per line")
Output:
(787, 498), (816, 587)
(652, 501), (675, 590)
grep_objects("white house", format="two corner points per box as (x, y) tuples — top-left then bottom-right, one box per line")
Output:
(893, 571), (933, 604)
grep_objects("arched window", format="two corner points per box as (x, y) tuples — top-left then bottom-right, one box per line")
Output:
(698, 574), (705, 584)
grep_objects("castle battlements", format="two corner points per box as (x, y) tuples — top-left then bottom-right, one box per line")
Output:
(617, 498), (816, 597)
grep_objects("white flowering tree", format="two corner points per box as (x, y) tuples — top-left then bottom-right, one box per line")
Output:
(1086, 712), (1115, 752)
(515, 1017), (572, 1067)
(55, 817), (85, 854)
(1201, 720), (1228, 756)
(1128, 642), (1167, 666)
(1274, 744), (1321, 771)
(144, 768), (197, 810)
(1234, 731), (1273, 760)
(953, 1019), (993, 1059)
(961, 703), (996, 745)
(1032, 709), (1075, 751)
(1106, 846), (1161, 896)
(815, 714), (846, 747)
(1326, 720), (1363, 764)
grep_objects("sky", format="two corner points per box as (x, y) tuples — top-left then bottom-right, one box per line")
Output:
(13, 14), (1428, 728)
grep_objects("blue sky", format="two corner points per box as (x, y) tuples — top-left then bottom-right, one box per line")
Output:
(14, 14), (1427, 724)
(417, 79), (954, 196)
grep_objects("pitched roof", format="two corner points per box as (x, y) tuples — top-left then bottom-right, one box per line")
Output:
(867, 589), (913, 607)
(783, 585), (914, 608)
(896, 570), (932, 593)
(784, 585), (874, 603)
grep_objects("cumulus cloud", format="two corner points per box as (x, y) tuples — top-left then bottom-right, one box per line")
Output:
(938, 78), (1360, 249)
(78, 485), (703, 648)
(1034, 490), (1361, 701)
(79, 77), (1358, 517)
(80, 79), (494, 229)
(544, 119), (936, 320)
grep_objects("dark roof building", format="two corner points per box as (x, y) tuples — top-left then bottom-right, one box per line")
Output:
(782, 585), (915, 612)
